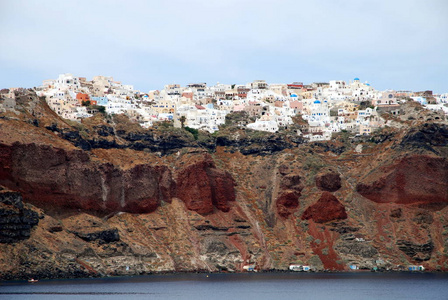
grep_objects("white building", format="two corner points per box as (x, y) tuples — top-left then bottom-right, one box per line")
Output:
(53, 73), (81, 90)
(174, 104), (227, 133)
(436, 93), (448, 104)
(247, 119), (279, 132)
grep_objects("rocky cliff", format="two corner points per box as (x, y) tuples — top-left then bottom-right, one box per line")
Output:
(1, 90), (448, 280)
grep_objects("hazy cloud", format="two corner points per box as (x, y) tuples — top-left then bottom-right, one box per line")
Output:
(1, 0), (447, 92)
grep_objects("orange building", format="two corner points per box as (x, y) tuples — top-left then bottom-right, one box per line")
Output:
(76, 93), (97, 105)
(182, 91), (193, 100)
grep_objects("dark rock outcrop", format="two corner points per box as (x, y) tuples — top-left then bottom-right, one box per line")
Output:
(0, 190), (25, 209)
(216, 131), (305, 155)
(390, 208), (402, 218)
(413, 212), (434, 225)
(280, 174), (303, 193)
(0, 190), (39, 243)
(205, 241), (229, 255)
(123, 130), (198, 154)
(401, 123), (448, 151)
(46, 121), (200, 155)
(315, 171), (341, 192)
(310, 141), (346, 155)
(195, 224), (230, 231)
(73, 229), (120, 244)
(335, 240), (378, 258)
(397, 240), (434, 262)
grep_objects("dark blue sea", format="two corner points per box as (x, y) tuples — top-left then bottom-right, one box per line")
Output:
(1, 272), (448, 299)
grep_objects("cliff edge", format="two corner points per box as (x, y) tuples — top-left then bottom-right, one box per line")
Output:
(1, 90), (448, 279)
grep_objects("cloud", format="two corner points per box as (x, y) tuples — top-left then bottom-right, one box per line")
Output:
(0, 0), (447, 92)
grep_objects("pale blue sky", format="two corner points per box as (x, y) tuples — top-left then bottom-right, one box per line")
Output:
(1, 0), (447, 93)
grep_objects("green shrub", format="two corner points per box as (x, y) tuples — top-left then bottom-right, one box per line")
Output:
(185, 126), (199, 140)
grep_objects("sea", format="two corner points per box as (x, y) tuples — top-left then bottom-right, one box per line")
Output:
(1, 272), (448, 300)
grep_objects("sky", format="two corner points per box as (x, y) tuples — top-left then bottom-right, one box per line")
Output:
(1, 0), (447, 93)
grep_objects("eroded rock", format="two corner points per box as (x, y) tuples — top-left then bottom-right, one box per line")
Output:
(390, 208), (402, 218)
(397, 240), (434, 262)
(335, 240), (378, 258)
(0, 190), (39, 243)
(0, 143), (175, 214)
(356, 155), (448, 207)
(280, 174), (303, 193)
(276, 191), (299, 218)
(175, 155), (235, 214)
(302, 192), (347, 223)
(73, 229), (120, 244)
(315, 171), (341, 192)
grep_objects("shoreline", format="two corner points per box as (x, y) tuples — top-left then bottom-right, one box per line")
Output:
(1, 268), (440, 283)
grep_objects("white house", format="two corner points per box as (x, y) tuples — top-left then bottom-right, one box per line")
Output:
(53, 73), (81, 90)
(436, 93), (448, 104)
(247, 117), (279, 132)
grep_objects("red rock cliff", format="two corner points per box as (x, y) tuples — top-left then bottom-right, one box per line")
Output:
(356, 155), (448, 206)
(0, 142), (175, 213)
(302, 191), (347, 223)
(175, 154), (236, 214)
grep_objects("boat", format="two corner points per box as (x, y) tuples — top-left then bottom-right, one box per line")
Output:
(28, 279), (38, 283)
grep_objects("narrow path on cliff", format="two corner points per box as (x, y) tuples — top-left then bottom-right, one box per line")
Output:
(109, 115), (127, 145)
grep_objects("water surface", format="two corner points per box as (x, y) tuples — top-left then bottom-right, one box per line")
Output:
(1, 272), (447, 299)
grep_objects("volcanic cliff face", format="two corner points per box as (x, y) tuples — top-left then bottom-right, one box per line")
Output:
(301, 192), (347, 223)
(0, 189), (39, 243)
(356, 155), (448, 207)
(175, 154), (236, 214)
(0, 142), (175, 214)
(1, 90), (448, 280)
(0, 142), (239, 216)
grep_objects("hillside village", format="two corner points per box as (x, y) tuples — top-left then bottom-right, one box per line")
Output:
(3, 73), (447, 141)
(1, 75), (448, 277)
